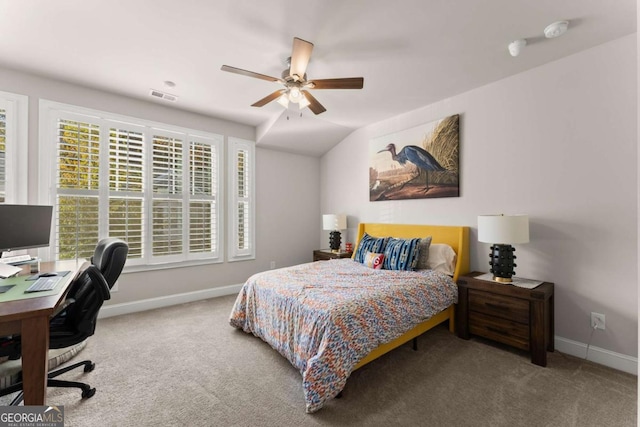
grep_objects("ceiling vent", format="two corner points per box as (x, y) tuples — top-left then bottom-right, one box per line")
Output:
(149, 89), (178, 102)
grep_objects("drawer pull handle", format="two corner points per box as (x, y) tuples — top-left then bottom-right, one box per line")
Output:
(487, 326), (509, 336)
(486, 302), (510, 311)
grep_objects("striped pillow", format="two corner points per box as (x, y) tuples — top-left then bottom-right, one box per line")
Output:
(383, 237), (422, 271)
(354, 233), (389, 263)
(415, 236), (433, 269)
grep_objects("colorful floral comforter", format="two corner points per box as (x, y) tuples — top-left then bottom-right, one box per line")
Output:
(229, 258), (458, 413)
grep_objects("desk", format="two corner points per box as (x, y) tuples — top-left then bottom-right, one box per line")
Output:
(0, 259), (81, 405)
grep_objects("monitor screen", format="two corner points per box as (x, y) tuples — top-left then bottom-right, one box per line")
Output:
(0, 204), (53, 253)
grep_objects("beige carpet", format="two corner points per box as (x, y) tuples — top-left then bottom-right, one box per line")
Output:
(1, 295), (636, 426)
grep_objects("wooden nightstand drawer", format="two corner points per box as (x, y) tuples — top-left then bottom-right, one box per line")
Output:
(469, 289), (529, 324)
(456, 272), (554, 367)
(469, 311), (530, 351)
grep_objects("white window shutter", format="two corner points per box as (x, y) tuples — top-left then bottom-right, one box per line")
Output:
(151, 133), (183, 259)
(188, 138), (222, 258)
(55, 118), (101, 260)
(40, 100), (224, 268)
(108, 127), (145, 259)
(228, 137), (255, 261)
(0, 93), (28, 205)
(0, 106), (6, 203)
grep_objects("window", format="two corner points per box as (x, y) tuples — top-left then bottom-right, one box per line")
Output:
(228, 137), (255, 261)
(0, 91), (28, 204)
(39, 101), (224, 268)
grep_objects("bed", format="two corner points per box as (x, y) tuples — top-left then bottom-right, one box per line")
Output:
(229, 223), (469, 412)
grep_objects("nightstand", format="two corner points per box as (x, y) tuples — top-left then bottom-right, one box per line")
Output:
(313, 249), (353, 262)
(456, 272), (554, 367)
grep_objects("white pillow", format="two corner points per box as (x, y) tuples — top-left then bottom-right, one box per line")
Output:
(426, 244), (457, 275)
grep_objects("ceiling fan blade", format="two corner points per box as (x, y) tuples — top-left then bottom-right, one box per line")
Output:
(289, 37), (314, 80)
(302, 90), (326, 115)
(251, 90), (286, 107)
(309, 77), (364, 90)
(221, 65), (280, 82)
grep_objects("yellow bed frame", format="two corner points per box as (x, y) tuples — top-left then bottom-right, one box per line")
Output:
(351, 223), (469, 370)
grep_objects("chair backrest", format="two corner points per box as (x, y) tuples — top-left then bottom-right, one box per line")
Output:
(90, 238), (128, 289)
(49, 264), (111, 349)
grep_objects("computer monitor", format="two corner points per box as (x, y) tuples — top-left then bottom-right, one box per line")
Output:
(0, 204), (54, 254)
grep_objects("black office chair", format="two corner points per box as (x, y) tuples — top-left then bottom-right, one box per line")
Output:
(0, 264), (111, 405)
(91, 238), (128, 289)
(0, 239), (128, 405)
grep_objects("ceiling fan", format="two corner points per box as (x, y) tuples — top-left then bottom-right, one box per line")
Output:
(221, 37), (364, 115)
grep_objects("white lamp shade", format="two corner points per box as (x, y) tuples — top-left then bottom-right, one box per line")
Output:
(322, 214), (347, 231)
(478, 214), (529, 244)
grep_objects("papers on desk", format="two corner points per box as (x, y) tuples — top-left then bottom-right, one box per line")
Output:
(475, 273), (544, 289)
(0, 263), (21, 279)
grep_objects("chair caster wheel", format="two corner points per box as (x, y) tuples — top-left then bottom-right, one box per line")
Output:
(84, 363), (95, 373)
(82, 388), (96, 399)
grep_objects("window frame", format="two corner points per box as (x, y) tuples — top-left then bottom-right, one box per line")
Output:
(227, 137), (255, 262)
(0, 91), (28, 205)
(38, 100), (224, 270)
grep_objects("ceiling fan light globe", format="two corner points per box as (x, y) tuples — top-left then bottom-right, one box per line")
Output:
(289, 87), (302, 102)
(276, 94), (290, 108)
(298, 96), (310, 109)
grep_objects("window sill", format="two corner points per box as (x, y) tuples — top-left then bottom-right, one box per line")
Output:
(227, 255), (256, 263)
(121, 257), (224, 274)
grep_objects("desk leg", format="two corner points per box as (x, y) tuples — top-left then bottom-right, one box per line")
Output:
(21, 316), (49, 405)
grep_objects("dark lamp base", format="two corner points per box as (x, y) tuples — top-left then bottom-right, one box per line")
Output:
(329, 231), (342, 253)
(489, 244), (517, 283)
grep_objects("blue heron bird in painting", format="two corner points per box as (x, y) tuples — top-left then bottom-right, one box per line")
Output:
(377, 143), (445, 192)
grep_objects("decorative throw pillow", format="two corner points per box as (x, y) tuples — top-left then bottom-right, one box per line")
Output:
(364, 251), (385, 269)
(382, 237), (422, 271)
(354, 233), (389, 263)
(415, 236), (433, 270)
(426, 243), (457, 275)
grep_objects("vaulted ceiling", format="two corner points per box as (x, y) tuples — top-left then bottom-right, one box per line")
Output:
(0, 0), (635, 156)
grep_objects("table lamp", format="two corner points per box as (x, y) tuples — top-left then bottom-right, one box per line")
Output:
(323, 214), (347, 253)
(478, 214), (529, 283)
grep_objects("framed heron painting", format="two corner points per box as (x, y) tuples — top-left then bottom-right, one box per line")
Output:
(369, 114), (459, 201)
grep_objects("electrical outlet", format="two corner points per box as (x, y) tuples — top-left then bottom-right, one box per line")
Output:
(591, 312), (605, 330)
(270, 261), (276, 269)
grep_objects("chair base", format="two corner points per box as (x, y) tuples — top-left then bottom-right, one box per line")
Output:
(0, 359), (96, 405)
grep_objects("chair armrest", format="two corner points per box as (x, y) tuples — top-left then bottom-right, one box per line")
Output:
(49, 265), (111, 324)
(84, 265), (111, 301)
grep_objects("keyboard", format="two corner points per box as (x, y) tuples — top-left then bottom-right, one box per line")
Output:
(25, 276), (62, 293)
(0, 255), (33, 264)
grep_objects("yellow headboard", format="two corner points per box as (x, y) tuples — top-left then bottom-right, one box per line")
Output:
(353, 223), (470, 281)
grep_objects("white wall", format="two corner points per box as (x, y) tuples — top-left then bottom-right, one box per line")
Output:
(321, 35), (638, 359)
(0, 66), (321, 305)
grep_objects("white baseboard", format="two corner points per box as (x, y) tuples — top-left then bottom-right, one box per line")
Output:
(555, 336), (637, 375)
(98, 289), (638, 376)
(98, 283), (243, 319)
